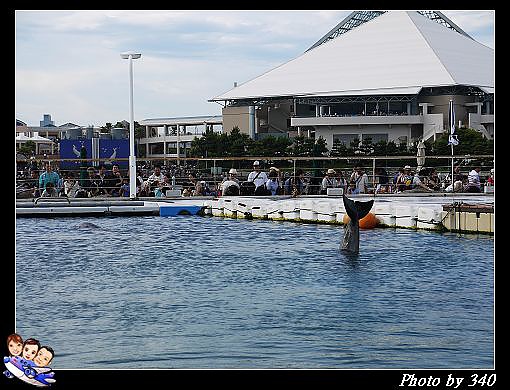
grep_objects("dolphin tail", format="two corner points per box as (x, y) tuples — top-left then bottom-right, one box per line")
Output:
(342, 195), (374, 221)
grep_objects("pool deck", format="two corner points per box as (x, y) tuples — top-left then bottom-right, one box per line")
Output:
(16, 192), (494, 234)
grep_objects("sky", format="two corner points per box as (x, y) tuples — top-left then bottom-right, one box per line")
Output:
(15, 10), (495, 128)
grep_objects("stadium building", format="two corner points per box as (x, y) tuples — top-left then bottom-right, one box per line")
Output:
(209, 11), (494, 150)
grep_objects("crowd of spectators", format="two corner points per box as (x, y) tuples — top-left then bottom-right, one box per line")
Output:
(16, 160), (494, 199)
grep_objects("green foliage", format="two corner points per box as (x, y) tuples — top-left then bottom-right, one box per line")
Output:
(430, 127), (494, 155)
(18, 140), (36, 156)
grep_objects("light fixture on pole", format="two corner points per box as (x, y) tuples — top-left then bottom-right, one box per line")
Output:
(120, 51), (142, 199)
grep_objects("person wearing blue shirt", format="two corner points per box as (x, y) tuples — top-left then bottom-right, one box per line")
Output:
(38, 163), (60, 194)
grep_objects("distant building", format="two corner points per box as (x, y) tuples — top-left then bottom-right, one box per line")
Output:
(138, 115), (223, 158)
(210, 11), (494, 149)
(40, 114), (54, 127)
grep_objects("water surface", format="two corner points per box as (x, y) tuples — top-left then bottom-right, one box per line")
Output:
(15, 216), (494, 369)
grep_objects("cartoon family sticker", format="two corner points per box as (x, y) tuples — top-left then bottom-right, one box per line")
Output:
(3, 333), (56, 387)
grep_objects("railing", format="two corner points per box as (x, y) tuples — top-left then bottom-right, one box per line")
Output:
(16, 155), (494, 199)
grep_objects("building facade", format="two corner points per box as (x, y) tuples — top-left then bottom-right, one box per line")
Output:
(210, 11), (494, 149)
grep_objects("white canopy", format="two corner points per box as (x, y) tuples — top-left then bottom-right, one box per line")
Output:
(211, 11), (493, 101)
(16, 134), (53, 143)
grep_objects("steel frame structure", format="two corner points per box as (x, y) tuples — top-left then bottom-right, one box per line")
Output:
(306, 11), (472, 51)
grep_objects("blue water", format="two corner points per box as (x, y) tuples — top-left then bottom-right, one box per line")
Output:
(15, 216), (494, 369)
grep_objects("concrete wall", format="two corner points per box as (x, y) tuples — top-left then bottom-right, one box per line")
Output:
(418, 95), (476, 129)
(222, 106), (250, 135)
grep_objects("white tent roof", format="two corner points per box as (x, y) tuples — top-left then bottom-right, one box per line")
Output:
(211, 11), (493, 101)
(16, 134), (53, 143)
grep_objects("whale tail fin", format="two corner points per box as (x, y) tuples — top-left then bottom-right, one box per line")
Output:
(343, 194), (374, 222)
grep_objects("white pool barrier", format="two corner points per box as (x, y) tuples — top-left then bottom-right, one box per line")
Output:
(222, 198), (237, 218)
(373, 203), (396, 227)
(298, 199), (318, 222)
(315, 200), (337, 223)
(394, 204), (418, 228)
(416, 206), (443, 230)
(280, 199), (301, 221)
(211, 198), (224, 217)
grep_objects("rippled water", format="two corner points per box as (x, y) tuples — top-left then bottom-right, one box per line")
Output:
(15, 216), (494, 369)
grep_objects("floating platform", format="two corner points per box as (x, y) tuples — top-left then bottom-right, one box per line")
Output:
(15, 197), (206, 218)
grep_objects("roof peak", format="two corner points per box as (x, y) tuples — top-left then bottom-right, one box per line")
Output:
(307, 11), (472, 52)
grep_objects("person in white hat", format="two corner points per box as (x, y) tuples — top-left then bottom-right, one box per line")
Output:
(220, 167), (240, 196)
(321, 168), (337, 194)
(247, 160), (268, 193)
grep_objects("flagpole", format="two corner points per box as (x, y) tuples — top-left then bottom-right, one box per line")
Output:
(449, 99), (455, 193)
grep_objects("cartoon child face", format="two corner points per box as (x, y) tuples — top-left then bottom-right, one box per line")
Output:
(34, 348), (53, 367)
(8, 340), (23, 356)
(22, 344), (39, 360)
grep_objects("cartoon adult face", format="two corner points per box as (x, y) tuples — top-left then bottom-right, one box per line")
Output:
(34, 348), (54, 367)
(8, 339), (23, 356)
(22, 343), (39, 360)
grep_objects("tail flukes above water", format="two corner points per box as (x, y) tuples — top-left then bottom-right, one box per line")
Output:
(343, 195), (374, 223)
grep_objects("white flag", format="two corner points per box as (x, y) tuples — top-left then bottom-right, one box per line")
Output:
(448, 100), (459, 146)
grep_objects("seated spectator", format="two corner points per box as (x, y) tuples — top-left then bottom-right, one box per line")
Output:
(221, 178), (241, 196)
(96, 164), (112, 196)
(109, 164), (123, 196)
(41, 182), (58, 197)
(63, 172), (82, 198)
(120, 178), (130, 197)
(265, 169), (282, 196)
(424, 168), (440, 191)
(84, 167), (99, 197)
(464, 166), (481, 193)
(284, 169), (305, 196)
(145, 165), (165, 196)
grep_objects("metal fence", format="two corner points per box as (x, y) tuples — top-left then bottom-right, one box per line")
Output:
(16, 154), (494, 199)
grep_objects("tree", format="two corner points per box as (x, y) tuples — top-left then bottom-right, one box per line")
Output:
(430, 127), (494, 155)
(18, 140), (36, 157)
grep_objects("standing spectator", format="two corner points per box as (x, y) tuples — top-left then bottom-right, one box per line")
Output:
(374, 167), (390, 194)
(248, 161), (268, 194)
(350, 166), (369, 194)
(320, 169), (337, 195)
(335, 170), (348, 194)
(38, 162), (60, 195)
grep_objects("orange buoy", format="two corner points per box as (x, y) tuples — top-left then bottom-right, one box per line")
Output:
(343, 213), (379, 229)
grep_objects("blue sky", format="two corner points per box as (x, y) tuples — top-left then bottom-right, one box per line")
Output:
(15, 10), (494, 127)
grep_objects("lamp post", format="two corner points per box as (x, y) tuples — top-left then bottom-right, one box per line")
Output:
(120, 51), (142, 199)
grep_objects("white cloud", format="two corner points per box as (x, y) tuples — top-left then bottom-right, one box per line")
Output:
(15, 10), (494, 127)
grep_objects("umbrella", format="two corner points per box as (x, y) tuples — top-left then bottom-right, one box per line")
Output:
(416, 139), (426, 171)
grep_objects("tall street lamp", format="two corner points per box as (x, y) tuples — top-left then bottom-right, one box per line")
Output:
(120, 51), (142, 199)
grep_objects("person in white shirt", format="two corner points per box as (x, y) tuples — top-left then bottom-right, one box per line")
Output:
(247, 161), (268, 191)
(221, 168), (241, 195)
(466, 167), (481, 192)
(321, 168), (338, 194)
